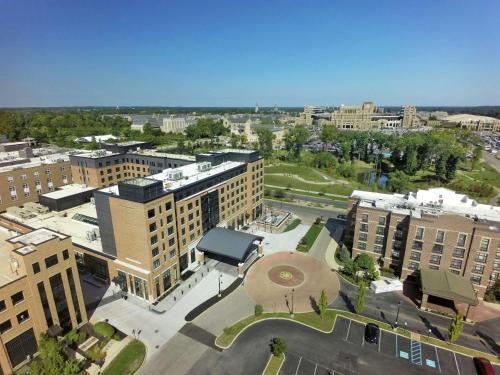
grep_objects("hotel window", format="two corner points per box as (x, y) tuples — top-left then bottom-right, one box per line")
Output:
(494, 262), (500, 271)
(479, 238), (490, 252)
(457, 234), (467, 247)
(152, 247), (159, 257)
(62, 249), (69, 260)
(150, 235), (158, 245)
(453, 248), (465, 258)
(373, 245), (383, 254)
(0, 300), (5, 312)
(49, 273), (71, 329)
(375, 236), (384, 245)
(490, 272), (498, 281)
(32, 262), (40, 274)
(360, 223), (368, 233)
(357, 242), (366, 250)
(470, 275), (481, 285)
(475, 253), (487, 263)
(147, 208), (155, 219)
(415, 227), (424, 240)
(153, 259), (161, 269)
(0, 320), (12, 334)
(378, 217), (386, 225)
(16, 310), (29, 324)
(37, 282), (53, 327)
(167, 214), (173, 223)
(188, 203), (193, 210)
(435, 230), (445, 243)
(412, 241), (423, 251)
(168, 238), (175, 247)
(170, 249), (176, 258)
(408, 262), (419, 270)
(358, 232), (367, 241)
(472, 264), (485, 274)
(376, 226), (385, 235)
(450, 259), (462, 269)
(167, 226), (174, 236)
(432, 244), (443, 254)
(165, 202), (172, 211)
(429, 255), (441, 265)
(11, 291), (24, 305)
(45, 254), (58, 268)
(149, 223), (157, 232)
(410, 251), (421, 261)
(361, 214), (368, 223)
(496, 249), (500, 259)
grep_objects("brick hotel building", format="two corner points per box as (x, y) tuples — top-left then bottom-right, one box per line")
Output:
(346, 188), (500, 298)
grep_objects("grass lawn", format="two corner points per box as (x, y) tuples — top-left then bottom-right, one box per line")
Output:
(265, 164), (326, 182)
(297, 223), (324, 252)
(284, 218), (301, 232)
(464, 162), (500, 189)
(101, 340), (146, 375)
(265, 186), (349, 202)
(265, 175), (353, 196)
(263, 354), (285, 375)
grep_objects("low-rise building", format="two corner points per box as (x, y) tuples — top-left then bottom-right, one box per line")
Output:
(0, 223), (87, 374)
(346, 188), (500, 298)
(441, 114), (500, 132)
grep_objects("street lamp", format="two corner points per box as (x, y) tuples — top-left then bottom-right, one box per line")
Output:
(394, 301), (401, 329)
(291, 288), (295, 318)
(218, 273), (223, 297)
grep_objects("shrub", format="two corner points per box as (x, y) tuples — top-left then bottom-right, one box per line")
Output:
(93, 322), (115, 338)
(337, 245), (351, 263)
(354, 253), (375, 270)
(270, 337), (287, 357)
(85, 343), (106, 362)
(254, 304), (263, 317)
(65, 329), (87, 345)
(314, 217), (322, 225)
(342, 260), (359, 276)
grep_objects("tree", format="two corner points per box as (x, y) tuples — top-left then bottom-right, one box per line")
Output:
(354, 253), (375, 271)
(255, 128), (275, 158)
(445, 154), (460, 181)
(254, 304), (263, 316)
(435, 153), (448, 182)
(484, 279), (500, 302)
(318, 289), (328, 319)
(403, 146), (419, 175)
(342, 260), (359, 276)
(387, 170), (410, 193)
(230, 133), (239, 148)
(355, 281), (367, 313)
(448, 313), (464, 342)
(29, 334), (83, 375)
(284, 125), (309, 159)
(337, 245), (351, 263)
(471, 145), (482, 171)
(270, 337), (287, 357)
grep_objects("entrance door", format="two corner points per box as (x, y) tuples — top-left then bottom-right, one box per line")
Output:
(5, 328), (37, 367)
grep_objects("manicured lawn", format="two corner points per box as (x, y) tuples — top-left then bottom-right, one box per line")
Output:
(101, 340), (146, 375)
(265, 164), (326, 182)
(297, 223), (323, 252)
(284, 218), (301, 232)
(265, 186), (349, 202)
(265, 175), (354, 196)
(263, 354), (285, 375)
(465, 162), (500, 189)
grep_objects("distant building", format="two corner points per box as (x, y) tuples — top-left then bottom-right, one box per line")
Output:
(400, 105), (418, 128)
(74, 135), (118, 144)
(302, 105), (327, 126)
(441, 114), (500, 132)
(160, 116), (197, 133)
(345, 188), (500, 300)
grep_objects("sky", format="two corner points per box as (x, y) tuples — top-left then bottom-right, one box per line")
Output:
(0, 0), (499, 107)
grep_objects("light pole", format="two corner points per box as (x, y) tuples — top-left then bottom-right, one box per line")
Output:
(218, 273), (223, 297)
(291, 288), (295, 318)
(394, 301), (401, 329)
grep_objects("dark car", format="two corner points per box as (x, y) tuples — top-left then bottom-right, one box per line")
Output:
(364, 323), (379, 344)
(337, 213), (347, 220)
(473, 357), (495, 375)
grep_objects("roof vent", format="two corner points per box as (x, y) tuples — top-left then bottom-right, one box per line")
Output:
(197, 162), (211, 172)
(168, 169), (183, 180)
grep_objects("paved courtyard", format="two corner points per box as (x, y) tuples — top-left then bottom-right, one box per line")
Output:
(245, 251), (340, 313)
(247, 222), (309, 254)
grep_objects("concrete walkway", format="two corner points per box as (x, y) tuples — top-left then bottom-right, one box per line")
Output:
(324, 226), (344, 270)
(86, 336), (134, 375)
(265, 184), (350, 199)
(91, 264), (236, 359)
(247, 222), (309, 254)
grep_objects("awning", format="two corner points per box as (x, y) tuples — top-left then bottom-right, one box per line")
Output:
(197, 228), (263, 263)
(420, 269), (478, 306)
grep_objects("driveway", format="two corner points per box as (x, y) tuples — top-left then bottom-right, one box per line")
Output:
(249, 223), (309, 254)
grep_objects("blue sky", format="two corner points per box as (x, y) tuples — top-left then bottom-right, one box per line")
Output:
(1, 0), (499, 107)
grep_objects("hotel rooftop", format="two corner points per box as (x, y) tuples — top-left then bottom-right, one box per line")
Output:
(350, 187), (500, 223)
(0, 148), (70, 173)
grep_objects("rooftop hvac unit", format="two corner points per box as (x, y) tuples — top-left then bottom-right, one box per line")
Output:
(90, 197), (95, 205)
(93, 228), (100, 238)
(86, 230), (97, 241)
(168, 170), (183, 180)
(197, 162), (211, 172)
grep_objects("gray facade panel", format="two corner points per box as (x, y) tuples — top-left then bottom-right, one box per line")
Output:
(94, 192), (117, 257)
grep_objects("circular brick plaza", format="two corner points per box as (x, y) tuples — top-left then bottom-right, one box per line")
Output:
(245, 252), (340, 313)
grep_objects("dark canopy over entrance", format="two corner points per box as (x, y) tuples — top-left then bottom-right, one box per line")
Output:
(420, 269), (478, 306)
(197, 228), (263, 264)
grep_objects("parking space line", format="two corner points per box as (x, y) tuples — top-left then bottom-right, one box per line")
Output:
(453, 352), (461, 375)
(362, 331), (365, 346)
(434, 346), (441, 373)
(345, 319), (352, 341)
(395, 333), (398, 358)
(314, 363), (317, 375)
(294, 357), (302, 375)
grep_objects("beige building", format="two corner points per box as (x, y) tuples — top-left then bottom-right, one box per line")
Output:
(0, 149), (71, 213)
(346, 188), (500, 299)
(441, 114), (500, 132)
(0, 221), (87, 374)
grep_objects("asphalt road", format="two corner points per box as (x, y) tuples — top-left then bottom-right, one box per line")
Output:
(188, 318), (496, 375)
(265, 200), (345, 225)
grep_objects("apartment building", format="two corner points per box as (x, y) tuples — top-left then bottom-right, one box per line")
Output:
(0, 223), (87, 374)
(70, 149), (194, 189)
(0, 148), (71, 213)
(346, 188), (500, 298)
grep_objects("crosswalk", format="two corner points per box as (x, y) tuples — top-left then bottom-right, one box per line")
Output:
(411, 339), (423, 366)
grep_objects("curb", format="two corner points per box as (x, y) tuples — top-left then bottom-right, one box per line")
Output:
(262, 353), (286, 375)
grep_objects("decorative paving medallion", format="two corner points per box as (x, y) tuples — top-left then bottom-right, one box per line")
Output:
(268, 265), (305, 287)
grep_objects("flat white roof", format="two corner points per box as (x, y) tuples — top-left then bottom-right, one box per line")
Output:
(351, 187), (500, 223)
(128, 149), (195, 161)
(41, 184), (95, 199)
(101, 160), (243, 196)
(72, 150), (121, 158)
(0, 153), (70, 173)
(9, 228), (66, 246)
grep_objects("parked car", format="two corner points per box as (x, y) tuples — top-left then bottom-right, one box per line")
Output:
(473, 357), (494, 375)
(364, 323), (379, 344)
(337, 213), (347, 220)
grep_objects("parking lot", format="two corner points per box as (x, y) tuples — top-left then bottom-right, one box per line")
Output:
(331, 316), (500, 375)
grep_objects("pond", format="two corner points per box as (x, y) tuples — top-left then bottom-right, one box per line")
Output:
(358, 170), (389, 188)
